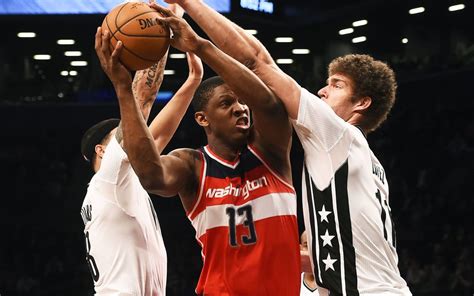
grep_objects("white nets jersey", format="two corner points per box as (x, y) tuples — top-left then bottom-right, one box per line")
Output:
(293, 88), (411, 296)
(80, 138), (167, 296)
(300, 273), (320, 296)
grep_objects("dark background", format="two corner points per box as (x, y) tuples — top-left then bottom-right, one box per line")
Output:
(0, 0), (473, 295)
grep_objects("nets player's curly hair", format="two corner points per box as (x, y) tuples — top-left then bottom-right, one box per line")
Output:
(328, 54), (397, 133)
(192, 76), (225, 111)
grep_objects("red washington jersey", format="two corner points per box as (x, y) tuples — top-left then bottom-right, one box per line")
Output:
(188, 145), (300, 295)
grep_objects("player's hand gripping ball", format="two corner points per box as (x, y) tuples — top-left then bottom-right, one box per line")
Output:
(101, 2), (170, 70)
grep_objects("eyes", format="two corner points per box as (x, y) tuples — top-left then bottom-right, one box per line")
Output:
(220, 99), (232, 107)
(218, 97), (247, 108)
(324, 78), (346, 90)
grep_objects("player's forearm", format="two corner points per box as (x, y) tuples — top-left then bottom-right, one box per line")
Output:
(116, 85), (166, 184)
(149, 77), (200, 153)
(194, 39), (276, 112)
(181, 1), (300, 117)
(133, 51), (169, 121)
(181, 0), (268, 67)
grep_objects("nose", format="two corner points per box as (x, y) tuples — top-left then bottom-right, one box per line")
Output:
(317, 86), (327, 99)
(233, 102), (248, 116)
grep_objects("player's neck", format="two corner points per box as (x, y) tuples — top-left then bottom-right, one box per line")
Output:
(207, 141), (242, 162)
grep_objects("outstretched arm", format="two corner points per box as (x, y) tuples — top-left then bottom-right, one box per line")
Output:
(111, 45), (169, 146)
(130, 3), (200, 154)
(131, 55), (168, 122)
(149, 52), (203, 153)
(94, 27), (193, 197)
(167, 0), (301, 119)
(151, 3), (293, 164)
(129, 52), (202, 155)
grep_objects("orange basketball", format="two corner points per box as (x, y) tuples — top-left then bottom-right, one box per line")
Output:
(101, 2), (170, 71)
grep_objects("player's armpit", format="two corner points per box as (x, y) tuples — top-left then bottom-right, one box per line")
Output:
(141, 149), (196, 198)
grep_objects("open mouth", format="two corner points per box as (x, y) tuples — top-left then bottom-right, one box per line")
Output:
(236, 117), (250, 129)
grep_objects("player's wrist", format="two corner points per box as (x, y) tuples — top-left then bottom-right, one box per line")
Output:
(115, 83), (133, 98)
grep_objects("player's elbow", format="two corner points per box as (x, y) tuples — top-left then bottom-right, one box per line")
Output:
(137, 174), (157, 192)
(241, 45), (270, 69)
(135, 167), (165, 192)
(138, 171), (177, 198)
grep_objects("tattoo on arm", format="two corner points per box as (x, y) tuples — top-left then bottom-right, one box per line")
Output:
(145, 62), (161, 89)
(132, 51), (169, 120)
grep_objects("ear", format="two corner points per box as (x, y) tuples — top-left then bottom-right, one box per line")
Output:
(354, 96), (372, 113)
(95, 144), (106, 159)
(195, 111), (209, 127)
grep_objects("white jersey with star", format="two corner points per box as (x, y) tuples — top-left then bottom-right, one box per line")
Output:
(80, 137), (167, 296)
(300, 273), (320, 296)
(292, 88), (411, 296)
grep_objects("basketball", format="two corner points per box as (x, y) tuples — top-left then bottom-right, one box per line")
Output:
(101, 2), (170, 71)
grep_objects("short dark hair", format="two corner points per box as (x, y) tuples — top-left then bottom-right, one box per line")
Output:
(192, 76), (225, 111)
(328, 54), (397, 132)
(81, 118), (120, 163)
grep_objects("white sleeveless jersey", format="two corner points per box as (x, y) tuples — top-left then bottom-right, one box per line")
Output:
(80, 138), (167, 296)
(300, 273), (320, 296)
(293, 88), (411, 296)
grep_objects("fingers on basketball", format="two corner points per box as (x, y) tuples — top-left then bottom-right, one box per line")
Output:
(101, 2), (171, 70)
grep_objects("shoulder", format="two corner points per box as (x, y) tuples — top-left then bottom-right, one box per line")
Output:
(169, 148), (202, 162)
(168, 148), (203, 175)
(348, 125), (369, 146)
(168, 148), (204, 205)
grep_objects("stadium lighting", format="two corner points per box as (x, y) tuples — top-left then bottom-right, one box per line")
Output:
(64, 51), (82, 57)
(339, 28), (354, 35)
(352, 36), (367, 43)
(352, 20), (368, 27)
(34, 54), (51, 60)
(71, 61), (87, 66)
(275, 37), (293, 43)
(448, 4), (465, 11)
(57, 39), (75, 45)
(170, 53), (186, 59)
(292, 49), (310, 55)
(276, 59), (293, 64)
(409, 7), (425, 14)
(18, 32), (36, 38)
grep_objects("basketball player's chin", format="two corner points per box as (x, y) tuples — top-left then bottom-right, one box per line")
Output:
(232, 128), (250, 143)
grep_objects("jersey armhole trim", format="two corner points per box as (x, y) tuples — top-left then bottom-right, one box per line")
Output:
(247, 144), (295, 192)
(187, 151), (206, 219)
(303, 277), (318, 292)
(112, 176), (136, 218)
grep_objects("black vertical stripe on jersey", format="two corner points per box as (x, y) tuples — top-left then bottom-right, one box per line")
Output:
(303, 165), (320, 287)
(334, 161), (359, 296)
(386, 202), (397, 249)
(375, 190), (388, 240)
(310, 170), (343, 295)
(305, 160), (360, 296)
(304, 164), (344, 294)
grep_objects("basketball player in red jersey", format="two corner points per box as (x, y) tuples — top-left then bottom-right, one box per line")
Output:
(95, 6), (301, 296)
